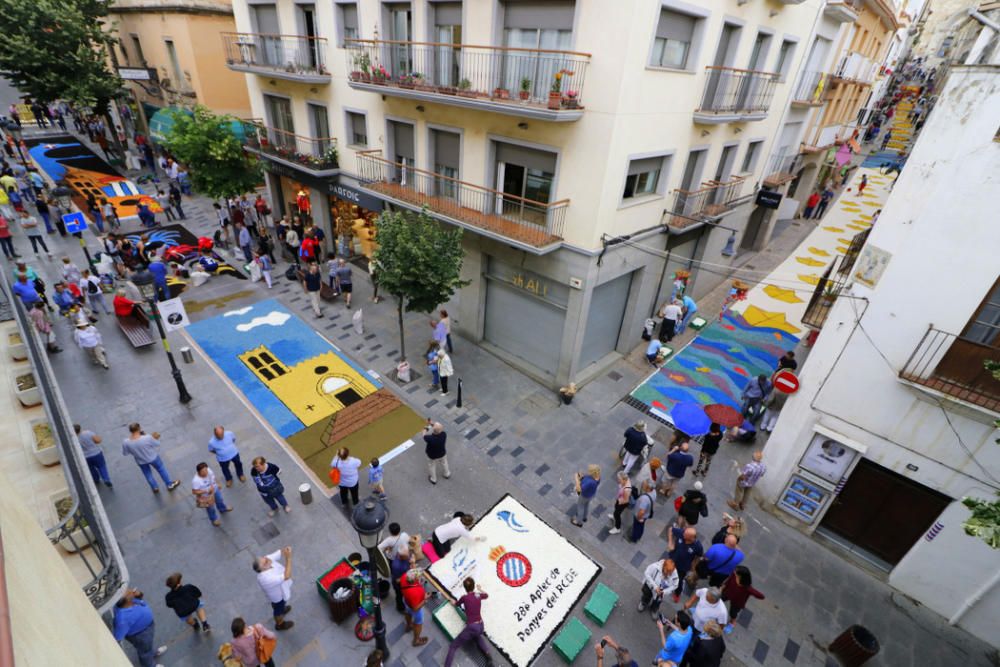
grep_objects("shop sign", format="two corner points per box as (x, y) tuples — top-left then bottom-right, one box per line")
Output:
(755, 190), (783, 209)
(326, 181), (383, 211)
(488, 258), (569, 307)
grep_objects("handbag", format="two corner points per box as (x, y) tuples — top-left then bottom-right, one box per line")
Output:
(255, 629), (277, 663)
(329, 462), (341, 486)
(196, 491), (216, 508)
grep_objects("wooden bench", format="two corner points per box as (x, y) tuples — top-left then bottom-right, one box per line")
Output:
(116, 311), (155, 347)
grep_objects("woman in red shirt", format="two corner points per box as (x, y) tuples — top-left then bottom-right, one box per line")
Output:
(113, 289), (145, 321)
(720, 565), (764, 634)
(0, 215), (17, 260)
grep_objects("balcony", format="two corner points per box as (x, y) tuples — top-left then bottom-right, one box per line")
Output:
(824, 0), (861, 23)
(694, 67), (780, 124)
(222, 32), (330, 83)
(356, 150), (566, 253)
(242, 121), (339, 177)
(832, 51), (878, 85)
(791, 71), (830, 106)
(669, 177), (747, 227)
(900, 327), (1000, 415)
(801, 256), (847, 330)
(345, 39), (589, 122)
(763, 152), (801, 187)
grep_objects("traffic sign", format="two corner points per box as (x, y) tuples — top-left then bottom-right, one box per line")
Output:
(773, 370), (799, 394)
(63, 212), (87, 234)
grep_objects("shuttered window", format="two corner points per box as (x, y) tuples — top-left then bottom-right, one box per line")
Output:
(346, 111), (367, 146)
(651, 8), (696, 69)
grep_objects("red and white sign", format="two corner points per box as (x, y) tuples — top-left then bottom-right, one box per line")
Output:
(774, 370), (800, 394)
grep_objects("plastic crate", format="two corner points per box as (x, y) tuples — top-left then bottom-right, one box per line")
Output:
(316, 558), (356, 598)
(583, 583), (619, 626)
(432, 601), (467, 641)
(552, 617), (592, 663)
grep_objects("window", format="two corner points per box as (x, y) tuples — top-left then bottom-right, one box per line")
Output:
(308, 104), (331, 154)
(263, 95), (294, 148)
(774, 39), (796, 80)
(337, 2), (359, 45)
(131, 35), (146, 65)
(741, 140), (763, 173)
(346, 111), (367, 146)
(431, 128), (460, 198)
(622, 156), (664, 199)
(963, 278), (1000, 345)
(501, 1), (574, 98)
(118, 39), (130, 65)
(651, 9), (696, 69)
(164, 40), (184, 88)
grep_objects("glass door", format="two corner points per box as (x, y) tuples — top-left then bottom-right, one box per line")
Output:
(309, 104), (330, 156)
(264, 95), (295, 149)
(434, 25), (461, 88)
(502, 28), (571, 100)
(496, 162), (552, 225)
(298, 5), (318, 69)
(390, 7), (413, 76)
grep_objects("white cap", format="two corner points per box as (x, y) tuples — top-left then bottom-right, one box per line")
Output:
(693, 481), (704, 491)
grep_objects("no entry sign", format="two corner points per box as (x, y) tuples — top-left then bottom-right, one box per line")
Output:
(774, 370), (800, 394)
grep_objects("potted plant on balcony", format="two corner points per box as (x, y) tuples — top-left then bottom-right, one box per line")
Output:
(7, 330), (26, 361)
(519, 77), (532, 102)
(457, 78), (475, 98)
(493, 86), (510, 100)
(51, 493), (94, 554)
(414, 73), (435, 92)
(549, 70), (568, 110)
(31, 418), (59, 467)
(351, 52), (371, 82)
(371, 64), (389, 85)
(562, 89), (580, 109)
(399, 73), (417, 89)
(14, 370), (40, 407)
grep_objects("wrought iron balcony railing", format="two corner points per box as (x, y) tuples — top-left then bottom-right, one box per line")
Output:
(222, 32), (330, 82)
(670, 177), (747, 226)
(763, 152), (801, 186)
(356, 150), (567, 250)
(2, 272), (128, 614)
(242, 121), (339, 174)
(900, 326), (1000, 414)
(791, 70), (829, 105)
(695, 67), (780, 121)
(345, 39), (590, 120)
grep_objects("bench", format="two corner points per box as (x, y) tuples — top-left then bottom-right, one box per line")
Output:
(117, 311), (155, 347)
(583, 583), (619, 626)
(552, 617), (592, 663)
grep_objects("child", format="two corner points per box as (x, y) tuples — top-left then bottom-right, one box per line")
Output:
(255, 249), (273, 289)
(164, 572), (211, 632)
(369, 457), (386, 500)
(326, 251), (338, 290)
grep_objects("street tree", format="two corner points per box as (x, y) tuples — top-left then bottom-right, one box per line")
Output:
(960, 359), (1000, 549)
(0, 0), (121, 113)
(372, 208), (468, 365)
(161, 106), (261, 200)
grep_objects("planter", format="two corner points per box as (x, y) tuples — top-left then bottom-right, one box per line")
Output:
(399, 82), (416, 89)
(8, 331), (26, 361)
(458, 90), (477, 98)
(52, 493), (94, 553)
(415, 84), (436, 92)
(31, 418), (59, 466)
(439, 86), (457, 95)
(371, 77), (388, 86)
(562, 96), (580, 109)
(349, 71), (362, 81)
(518, 91), (531, 102)
(493, 88), (510, 100)
(14, 371), (41, 407)
(548, 91), (562, 110)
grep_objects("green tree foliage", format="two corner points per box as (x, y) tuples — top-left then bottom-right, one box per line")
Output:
(161, 106), (261, 200)
(960, 360), (1000, 549)
(0, 0), (121, 112)
(372, 209), (468, 362)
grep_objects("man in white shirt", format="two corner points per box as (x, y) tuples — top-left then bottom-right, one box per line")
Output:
(658, 300), (683, 343)
(254, 546), (294, 630)
(638, 558), (679, 616)
(684, 587), (729, 631)
(74, 322), (109, 369)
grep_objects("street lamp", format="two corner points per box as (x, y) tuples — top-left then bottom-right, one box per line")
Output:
(132, 267), (192, 404)
(351, 498), (389, 660)
(4, 119), (24, 162)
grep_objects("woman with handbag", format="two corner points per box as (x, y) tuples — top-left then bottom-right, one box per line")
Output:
(229, 617), (277, 666)
(251, 457), (291, 517)
(192, 462), (232, 527)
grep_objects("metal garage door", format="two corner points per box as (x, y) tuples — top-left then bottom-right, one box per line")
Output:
(484, 276), (565, 378)
(579, 272), (633, 368)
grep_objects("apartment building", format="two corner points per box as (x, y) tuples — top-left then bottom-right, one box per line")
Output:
(756, 61), (1000, 648)
(758, 0), (904, 222)
(109, 0), (251, 130)
(226, 0), (823, 387)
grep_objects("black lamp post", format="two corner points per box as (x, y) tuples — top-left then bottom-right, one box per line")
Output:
(132, 268), (192, 404)
(351, 498), (389, 660)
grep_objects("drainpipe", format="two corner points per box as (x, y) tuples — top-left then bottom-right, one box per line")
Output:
(968, 8), (1000, 33)
(948, 566), (1000, 626)
(0, 530), (15, 667)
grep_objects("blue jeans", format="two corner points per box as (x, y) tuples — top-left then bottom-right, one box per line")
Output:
(92, 210), (104, 233)
(678, 309), (697, 333)
(205, 489), (229, 522)
(219, 454), (244, 482)
(137, 456), (173, 490)
(40, 211), (52, 233)
(430, 367), (440, 386)
(125, 621), (157, 667)
(262, 491), (288, 511)
(85, 452), (111, 484)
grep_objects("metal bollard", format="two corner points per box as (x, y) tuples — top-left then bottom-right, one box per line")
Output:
(299, 483), (313, 505)
(180, 346), (194, 364)
(456, 378), (463, 408)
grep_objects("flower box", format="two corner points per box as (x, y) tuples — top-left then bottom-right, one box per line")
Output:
(493, 88), (511, 100)
(31, 418), (59, 466)
(438, 86), (457, 95)
(548, 91), (562, 110)
(14, 371), (41, 407)
(349, 71), (362, 81)
(8, 331), (26, 361)
(51, 492), (94, 553)
(415, 83), (436, 92)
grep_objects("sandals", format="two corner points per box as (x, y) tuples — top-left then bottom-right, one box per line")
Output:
(412, 637), (428, 647)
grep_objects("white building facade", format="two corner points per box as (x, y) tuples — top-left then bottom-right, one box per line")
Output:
(224, 0), (827, 388)
(758, 62), (1000, 647)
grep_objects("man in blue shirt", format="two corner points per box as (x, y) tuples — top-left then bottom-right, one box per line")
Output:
(656, 610), (693, 665)
(740, 374), (772, 424)
(677, 295), (698, 334)
(668, 526), (703, 603)
(11, 273), (40, 306)
(147, 257), (169, 301)
(208, 425), (244, 487)
(570, 464), (601, 527)
(113, 588), (168, 667)
(703, 534), (745, 587)
(662, 441), (694, 497)
(646, 338), (663, 366)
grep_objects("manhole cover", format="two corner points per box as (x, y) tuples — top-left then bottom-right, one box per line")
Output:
(517, 390), (558, 416)
(253, 521), (280, 545)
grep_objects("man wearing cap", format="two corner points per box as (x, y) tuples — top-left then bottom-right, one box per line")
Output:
(621, 421), (651, 475)
(74, 321), (108, 369)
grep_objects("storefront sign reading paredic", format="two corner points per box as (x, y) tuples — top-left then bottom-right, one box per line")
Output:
(427, 495), (601, 667)
(327, 181), (383, 211)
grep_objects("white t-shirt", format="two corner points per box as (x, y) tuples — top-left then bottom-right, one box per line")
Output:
(191, 469), (218, 494)
(691, 589), (729, 631)
(331, 456), (362, 487)
(434, 517), (473, 543)
(661, 303), (682, 322)
(378, 532), (411, 560)
(257, 550), (293, 603)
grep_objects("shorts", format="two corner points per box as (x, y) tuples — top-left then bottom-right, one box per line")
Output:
(180, 601), (203, 621)
(270, 599), (287, 618)
(405, 603), (424, 625)
(340, 283), (352, 293)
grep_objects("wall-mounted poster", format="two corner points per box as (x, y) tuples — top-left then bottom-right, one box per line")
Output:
(800, 432), (858, 484)
(778, 475), (831, 523)
(853, 244), (892, 289)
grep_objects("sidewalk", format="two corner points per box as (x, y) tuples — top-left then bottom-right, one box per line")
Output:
(16, 124), (996, 667)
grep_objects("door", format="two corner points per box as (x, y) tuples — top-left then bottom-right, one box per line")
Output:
(494, 143), (556, 226)
(263, 95), (294, 148)
(484, 278), (564, 378)
(251, 5), (281, 66)
(709, 145), (738, 206)
(674, 149), (706, 215)
(308, 104), (330, 156)
(388, 4), (412, 75)
(936, 278), (1000, 390)
(297, 4), (318, 68)
(502, 1), (575, 98)
(433, 2), (462, 87)
(579, 273), (633, 368)
(741, 203), (767, 250)
(737, 32), (771, 110)
(388, 120), (415, 184)
(704, 23), (740, 110)
(820, 459), (950, 567)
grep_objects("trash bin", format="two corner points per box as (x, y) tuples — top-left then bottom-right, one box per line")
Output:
(299, 483), (312, 505)
(180, 346), (193, 364)
(829, 625), (880, 666)
(327, 577), (359, 623)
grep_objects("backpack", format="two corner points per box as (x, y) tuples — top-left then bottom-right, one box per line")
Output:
(86, 278), (99, 294)
(644, 493), (655, 519)
(628, 485), (639, 508)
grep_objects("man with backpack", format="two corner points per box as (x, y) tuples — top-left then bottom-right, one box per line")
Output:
(629, 480), (655, 543)
(740, 374), (772, 424)
(620, 421), (651, 475)
(80, 269), (110, 315)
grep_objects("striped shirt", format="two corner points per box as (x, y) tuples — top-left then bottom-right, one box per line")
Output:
(738, 461), (767, 488)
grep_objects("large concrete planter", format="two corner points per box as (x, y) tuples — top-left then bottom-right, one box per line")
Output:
(51, 492), (94, 553)
(14, 370), (41, 407)
(7, 331), (26, 361)
(30, 418), (59, 466)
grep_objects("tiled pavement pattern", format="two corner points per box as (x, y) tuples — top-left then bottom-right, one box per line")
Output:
(15, 127), (996, 667)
